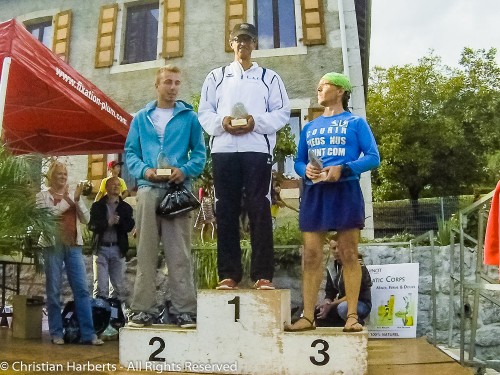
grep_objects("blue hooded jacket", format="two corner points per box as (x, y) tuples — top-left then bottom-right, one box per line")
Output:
(125, 100), (206, 189)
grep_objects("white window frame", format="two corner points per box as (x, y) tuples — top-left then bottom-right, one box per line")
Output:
(17, 9), (60, 49)
(248, 0), (307, 58)
(110, 0), (166, 74)
(281, 98), (310, 178)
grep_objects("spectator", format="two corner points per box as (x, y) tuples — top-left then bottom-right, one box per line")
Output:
(36, 161), (104, 345)
(315, 239), (372, 327)
(94, 161), (129, 202)
(88, 176), (135, 300)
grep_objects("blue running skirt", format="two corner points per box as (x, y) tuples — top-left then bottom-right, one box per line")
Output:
(299, 179), (365, 232)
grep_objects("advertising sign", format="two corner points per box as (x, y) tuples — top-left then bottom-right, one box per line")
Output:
(366, 263), (419, 338)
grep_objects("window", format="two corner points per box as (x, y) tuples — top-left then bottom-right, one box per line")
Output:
(255, 0), (296, 49)
(22, 11), (72, 61)
(87, 155), (107, 194)
(98, 1), (185, 70)
(225, 0), (318, 56)
(122, 2), (159, 64)
(26, 20), (53, 49)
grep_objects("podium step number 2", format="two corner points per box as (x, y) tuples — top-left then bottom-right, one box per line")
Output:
(120, 290), (368, 375)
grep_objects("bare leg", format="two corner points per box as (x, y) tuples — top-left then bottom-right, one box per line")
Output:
(337, 228), (362, 331)
(286, 231), (326, 330)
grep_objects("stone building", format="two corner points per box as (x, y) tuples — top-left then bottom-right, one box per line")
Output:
(0, 0), (374, 236)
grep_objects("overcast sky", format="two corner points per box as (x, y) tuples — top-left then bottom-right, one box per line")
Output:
(369, 0), (500, 69)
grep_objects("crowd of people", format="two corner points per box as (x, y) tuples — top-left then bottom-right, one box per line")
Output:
(37, 22), (379, 344)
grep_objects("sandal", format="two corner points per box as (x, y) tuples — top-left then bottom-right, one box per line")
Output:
(343, 313), (363, 332)
(284, 316), (316, 332)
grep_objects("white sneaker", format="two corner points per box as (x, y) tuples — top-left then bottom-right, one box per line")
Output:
(127, 312), (153, 328)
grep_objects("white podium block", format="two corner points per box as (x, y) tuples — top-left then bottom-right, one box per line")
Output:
(197, 289), (291, 335)
(282, 327), (368, 374)
(120, 289), (368, 375)
(120, 326), (199, 372)
(196, 290), (291, 374)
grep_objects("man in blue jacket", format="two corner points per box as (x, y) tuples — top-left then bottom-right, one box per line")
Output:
(125, 65), (206, 328)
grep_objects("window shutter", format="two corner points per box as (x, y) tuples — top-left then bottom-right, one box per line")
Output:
(225, 0), (247, 52)
(95, 4), (118, 68)
(88, 155), (107, 194)
(300, 0), (326, 45)
(52, 10), (72, 62)
(307, 107), (324, 121)
(161, 0), (185, 59)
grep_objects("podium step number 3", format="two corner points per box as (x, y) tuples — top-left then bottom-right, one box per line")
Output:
(120, 290), (368, 375)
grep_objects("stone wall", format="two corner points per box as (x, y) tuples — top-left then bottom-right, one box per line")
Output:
(359, 244), (500, 360)
(3, 244), (499, 359)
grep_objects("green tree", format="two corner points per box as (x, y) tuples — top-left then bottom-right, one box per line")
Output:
(0, 145), (56, 259)
(486, 151), (500, 186)
(367, 48), (500, 204)
(273, 123), (297, 175)
(457, 48), (500, 150)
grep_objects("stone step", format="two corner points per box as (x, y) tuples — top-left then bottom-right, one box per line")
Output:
(119, 289), (368, 375)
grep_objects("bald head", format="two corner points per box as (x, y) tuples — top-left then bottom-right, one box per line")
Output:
(105, 177), (121, 198)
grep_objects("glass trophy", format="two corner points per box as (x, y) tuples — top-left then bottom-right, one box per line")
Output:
(230, 102), (248, 126)
(157, 151), (172, 176)
(308, 149), (327, 183)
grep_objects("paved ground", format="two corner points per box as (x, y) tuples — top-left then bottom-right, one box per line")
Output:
(0, 328), (476, 375)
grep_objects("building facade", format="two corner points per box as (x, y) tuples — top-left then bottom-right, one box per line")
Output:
(0, 0), (374, 237)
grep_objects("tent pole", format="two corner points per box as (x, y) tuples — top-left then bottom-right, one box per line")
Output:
(0, 57), (12, 139)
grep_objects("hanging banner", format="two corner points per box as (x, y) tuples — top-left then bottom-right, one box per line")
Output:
(366, 263), (419, 338)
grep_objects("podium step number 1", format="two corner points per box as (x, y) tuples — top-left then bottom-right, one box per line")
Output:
(120, 290), (368, 375)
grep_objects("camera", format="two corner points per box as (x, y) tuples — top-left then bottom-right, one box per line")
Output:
(79, 180), (93, 196)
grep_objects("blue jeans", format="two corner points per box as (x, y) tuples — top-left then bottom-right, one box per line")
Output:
(92, 246), (125, 300)
(43, 246), (96, 342)
(337, 301), (371, 323)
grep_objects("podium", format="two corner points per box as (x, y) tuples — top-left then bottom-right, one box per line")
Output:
(120, 290), (368, 374)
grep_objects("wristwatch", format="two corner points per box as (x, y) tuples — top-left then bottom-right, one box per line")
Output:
(341, 163), (352, 177)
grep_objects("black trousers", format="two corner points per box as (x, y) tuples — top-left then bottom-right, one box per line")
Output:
(212, 152), (274, 283)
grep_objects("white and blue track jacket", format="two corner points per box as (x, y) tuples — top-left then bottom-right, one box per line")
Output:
(198, 61), (291, 155)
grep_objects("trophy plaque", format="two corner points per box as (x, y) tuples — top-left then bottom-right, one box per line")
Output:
(157, 152), (172, 176)
(230, 102), (248, 126)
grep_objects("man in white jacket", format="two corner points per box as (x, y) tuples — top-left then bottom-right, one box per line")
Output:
(198, 23), (291, 290)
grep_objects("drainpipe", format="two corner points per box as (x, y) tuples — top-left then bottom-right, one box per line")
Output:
(0, 57), (12, 138)
(337, 0), (350, 77)
(337, 0), (375, 239)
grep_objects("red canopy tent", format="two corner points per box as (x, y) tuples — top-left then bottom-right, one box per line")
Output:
(0, 19), (131, 155)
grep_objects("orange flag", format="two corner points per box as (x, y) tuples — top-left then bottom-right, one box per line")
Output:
(484, 180), (500, 277)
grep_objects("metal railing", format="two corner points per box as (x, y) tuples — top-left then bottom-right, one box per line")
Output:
(443, 190), (500, 373)
(373, 196), (472, 237)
